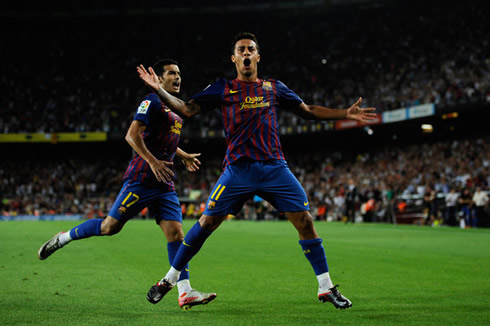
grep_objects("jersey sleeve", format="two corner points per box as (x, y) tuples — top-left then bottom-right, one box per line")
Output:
(275, 80), (303, 110)
(133, 93), (160, 126)
(191, 79), (226, 112)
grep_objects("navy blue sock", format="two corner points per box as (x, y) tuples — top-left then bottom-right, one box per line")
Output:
(69, 218), (103, 240)
(167, 241), (190, 281)
(299, 238), (329, 275)
(172, 222), (212, 271)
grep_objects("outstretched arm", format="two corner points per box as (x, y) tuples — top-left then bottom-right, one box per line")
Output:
(125, 120), (174, 182)
(176, 147), (201, 172)
(136, 65), (201, 118)
(293, 97), (377, 122)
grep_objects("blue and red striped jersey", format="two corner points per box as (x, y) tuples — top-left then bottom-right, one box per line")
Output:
(123, 93), (183, 191)
(192, 78), (303, 168)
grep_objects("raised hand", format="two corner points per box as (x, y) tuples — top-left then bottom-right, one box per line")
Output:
(137, 65), (160, 91)
(346, 97), (377, 122)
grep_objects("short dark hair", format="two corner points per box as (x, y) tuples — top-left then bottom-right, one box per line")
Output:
(231, 32), (259, 54)
(152, 58), (179, 77)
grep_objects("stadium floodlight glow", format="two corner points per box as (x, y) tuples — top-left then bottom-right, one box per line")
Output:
(321, 58), (327, 64)
(421, 124), (433, 133)
(364, 126), (374, 135)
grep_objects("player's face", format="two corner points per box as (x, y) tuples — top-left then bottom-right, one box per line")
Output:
(159, 64), (181, 95)
(231, 39), (260, 80)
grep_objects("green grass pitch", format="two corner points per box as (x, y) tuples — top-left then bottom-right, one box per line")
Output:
(1, 220), (489, 325)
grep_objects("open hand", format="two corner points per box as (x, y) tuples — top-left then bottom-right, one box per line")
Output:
(137, 65), (160, 91)
(181, 153), (201, 172)
(149, 159), (174, 182)
(346, 97), (377, 122)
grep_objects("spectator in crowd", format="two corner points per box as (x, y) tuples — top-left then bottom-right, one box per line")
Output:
(344, 178), (358, 223)
(445, 187), (459, 226)
(472, 186), (489, 227)
(458, 188), (474, 228)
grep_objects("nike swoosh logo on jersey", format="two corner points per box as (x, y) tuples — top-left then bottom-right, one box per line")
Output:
(304, 201), (309, 206)
(229, 89), (239, 94)
(165, 108), (171, 112)
(183, 240), (192, 247)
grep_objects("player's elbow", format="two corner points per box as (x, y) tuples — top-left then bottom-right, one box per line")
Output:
(182, 102), (200, 118)
(296, 104), (317, 120)
(124, 132), (136, 146)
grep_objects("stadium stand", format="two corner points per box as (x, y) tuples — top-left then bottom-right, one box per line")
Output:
(1, 0), (489, 226)
(1, 1), (488, 136)
(2, 133), (489, 227)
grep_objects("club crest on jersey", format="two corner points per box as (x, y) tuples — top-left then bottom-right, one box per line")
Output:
(170, 120), (182, 135)
(207, 200), (216, 210)
(262, 81), (272, 91)
(118, 206), (127, 215)
(137, 100), (151, 114)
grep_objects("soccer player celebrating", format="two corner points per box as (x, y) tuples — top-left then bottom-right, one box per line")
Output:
(137, 33), (377, 309)
(38, 59), (216, 310)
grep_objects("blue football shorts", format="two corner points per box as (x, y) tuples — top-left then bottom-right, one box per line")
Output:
(203, 159), (310, 216)
(108, 180), (182, 224)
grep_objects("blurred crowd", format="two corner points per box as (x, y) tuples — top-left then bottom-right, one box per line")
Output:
(2, 134), (489, 227)
(288, 135), (490, 228)
(1, 1), (489, 226)
(1, 1), (488, 135)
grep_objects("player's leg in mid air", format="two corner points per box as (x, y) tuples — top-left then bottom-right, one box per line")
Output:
(38, 181), (142, 260)
(37, 216), (125, 260)
(147, 192), (216, 309)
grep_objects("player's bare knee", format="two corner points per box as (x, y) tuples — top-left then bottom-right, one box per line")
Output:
(100, 218), (122, 235)
(165, 228), (184, 242)
(298, 214), (315, 232)
(160, 220), (184, 242)
(100, 225), (121, 235)
(287, 211), (318, 239)
(199, 215), (226, 232)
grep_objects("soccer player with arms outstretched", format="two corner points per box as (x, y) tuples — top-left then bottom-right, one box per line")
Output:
(38, 59), (216, 310)
(138, 34), (377, 309)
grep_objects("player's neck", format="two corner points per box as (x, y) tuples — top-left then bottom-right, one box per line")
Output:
(236, 73), (258, 83)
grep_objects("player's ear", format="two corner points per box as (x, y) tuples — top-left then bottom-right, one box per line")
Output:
(158, 75), (164, 83)
(231, 54), (236, 63)
(257, 54), (260, 63)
